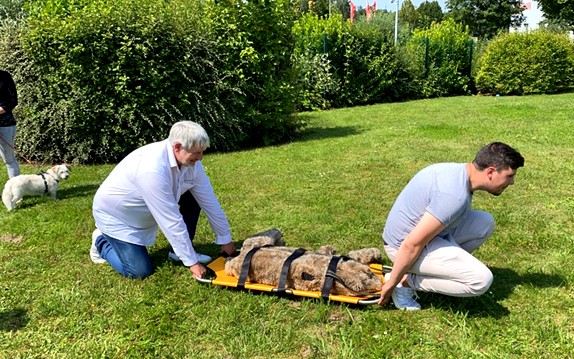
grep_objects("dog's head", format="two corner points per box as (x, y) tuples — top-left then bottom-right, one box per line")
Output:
(49, 164), (70, 181)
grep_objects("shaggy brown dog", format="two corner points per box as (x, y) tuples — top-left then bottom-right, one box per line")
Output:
(224, 229), (383, 296)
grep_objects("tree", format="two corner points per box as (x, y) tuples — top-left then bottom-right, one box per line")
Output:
(335, 0), (351, 21)
(446, 0), (525, 39)
(399, 0), (419, 31)
(306, 0), (330, 18)
(417, 1), (443, 29)
(537, 0), (574, 28)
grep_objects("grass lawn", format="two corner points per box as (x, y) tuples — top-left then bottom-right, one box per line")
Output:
(1, 93), (573, 358)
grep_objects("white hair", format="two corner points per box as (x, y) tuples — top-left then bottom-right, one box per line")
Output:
(168, 121), (210, 150)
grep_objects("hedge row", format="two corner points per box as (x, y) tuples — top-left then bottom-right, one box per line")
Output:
(1, 1), (574, 163)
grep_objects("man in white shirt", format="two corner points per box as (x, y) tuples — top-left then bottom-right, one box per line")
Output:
(91, 121), (236, 279)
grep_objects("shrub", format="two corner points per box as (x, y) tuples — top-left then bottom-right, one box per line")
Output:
(291, 13), (346, 111)
(292, 12), (415, 109)
(17, 0), (245, 163)
(4, 0), (301, 163)
(338, 21), (414, 106)
(209, 0), (301, 148)
(475, 31), (574, 95)
(406, 18), (474, 97)
(291, 51), (338, 111)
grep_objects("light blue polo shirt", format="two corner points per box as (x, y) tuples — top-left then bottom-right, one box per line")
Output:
(383, 163), (472, 247)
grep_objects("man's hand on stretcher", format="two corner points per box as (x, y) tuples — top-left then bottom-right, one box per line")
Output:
(190, 242), (238, 279)
(190, 263), (207, 279)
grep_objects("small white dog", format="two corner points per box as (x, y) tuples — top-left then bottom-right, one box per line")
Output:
(2, 164), (70, 211)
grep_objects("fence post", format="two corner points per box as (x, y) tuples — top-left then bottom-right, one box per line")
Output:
(424, 37), (429, 78)
(467, 39), (474, 77)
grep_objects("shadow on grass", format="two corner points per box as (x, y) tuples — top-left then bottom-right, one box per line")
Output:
(422, 266), (565, 318)
(294, 124), (363, 143)
(149, 242), (242, 268)
(3, 183), (100, 211)
(57, 183), (100, 199)
(0, 308), (29, 331)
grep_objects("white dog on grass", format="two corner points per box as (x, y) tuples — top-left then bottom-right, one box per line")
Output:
(2, 164), (70, 211)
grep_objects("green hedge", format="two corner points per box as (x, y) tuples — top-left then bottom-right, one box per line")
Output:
(3, 0), (300, 164)
(476, 31), (574, 95)
(291, 12), (414, 111)
(4, 1), (574, 164)
(405, 18), (474, 98)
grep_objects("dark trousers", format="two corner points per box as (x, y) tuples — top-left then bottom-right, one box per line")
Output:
(178, 190), (201, 242)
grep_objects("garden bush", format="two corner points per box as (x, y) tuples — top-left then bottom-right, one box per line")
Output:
(208, 0), (300, 147)
(405, 18), (474, 97)
(475, 30), (574, 95)
(2, 0), (300, 164)
(291, 12), (415, 110)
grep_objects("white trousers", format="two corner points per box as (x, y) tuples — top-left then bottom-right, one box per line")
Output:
(384, 210), (495, 297)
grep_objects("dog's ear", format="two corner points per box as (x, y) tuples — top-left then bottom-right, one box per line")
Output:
(63, 163), (72, 171)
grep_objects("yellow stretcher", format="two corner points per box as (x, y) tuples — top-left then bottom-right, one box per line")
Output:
(195, 256), (391, 305)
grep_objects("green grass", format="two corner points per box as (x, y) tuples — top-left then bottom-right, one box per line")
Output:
(1, 93), (574, 358)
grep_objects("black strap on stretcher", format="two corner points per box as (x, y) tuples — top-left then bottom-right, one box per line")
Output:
(238, 247), (361, 299)
(237, 245), (271, 289)
(321, 255), (350, 299)
(276, 248), (306, 294)
(237, 245), (306, 291)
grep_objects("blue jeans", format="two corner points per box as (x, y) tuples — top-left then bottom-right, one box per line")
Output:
(95, 191), (201, 279)
(0, 125), (20, 178)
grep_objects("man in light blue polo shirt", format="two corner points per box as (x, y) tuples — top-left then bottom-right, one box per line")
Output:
(379, 142), (524, 310)
(91, 121), (236, 279)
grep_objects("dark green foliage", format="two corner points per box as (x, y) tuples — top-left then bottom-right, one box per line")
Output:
(210, 0), (300, 148)
(17, 0), (242, 163)
(0, 0), (27, 20)
(446, 0), (525, 39)
(417, 1), (443, 30)
(337, 20), (416, 105)
(5, 0), (301, 163)
(475, 31), (574, 95)
(399, 0), (419, 32)
(537, 0), (574, 28)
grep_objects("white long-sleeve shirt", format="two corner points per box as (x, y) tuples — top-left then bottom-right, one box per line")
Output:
(93, 140), (232, 266)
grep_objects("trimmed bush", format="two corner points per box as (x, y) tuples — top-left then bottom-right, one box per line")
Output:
(476, 31), (574, 95)
(3, 0), (300, 163)
(406, 18), (474, 97)
(291, 12), (415, 110)
(209, 0), (300, 147)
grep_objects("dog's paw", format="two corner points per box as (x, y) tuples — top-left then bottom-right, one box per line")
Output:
(347, 248), (382, 264)
(317, 245), (336, 255)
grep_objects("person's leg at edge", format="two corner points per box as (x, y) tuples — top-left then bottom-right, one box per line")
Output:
(0, 125), (20, 178)
(178, 190), (201, 240)
(95, 233), (153, 279)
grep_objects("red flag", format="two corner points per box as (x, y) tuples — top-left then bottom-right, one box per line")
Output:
(366, 0), (372, 20)
(350, 1), (356, 23)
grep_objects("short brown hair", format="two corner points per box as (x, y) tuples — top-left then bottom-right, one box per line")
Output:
(473, 142), (524, 170)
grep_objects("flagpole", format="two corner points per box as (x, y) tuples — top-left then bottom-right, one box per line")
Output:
(394, 0), (399, 45)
